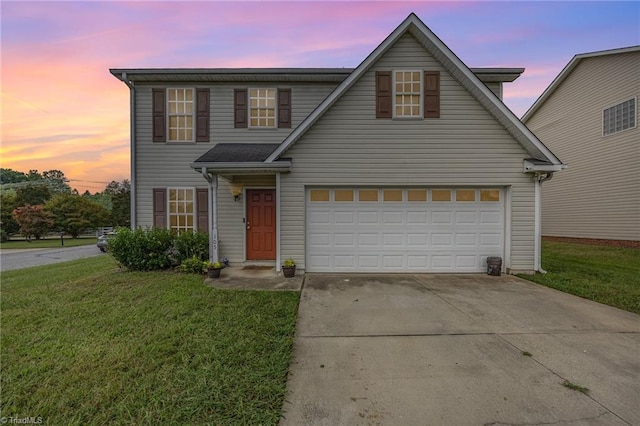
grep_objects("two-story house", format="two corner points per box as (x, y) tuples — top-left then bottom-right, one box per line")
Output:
(523, 46), (639, 244)
(111, 13), (563, 274)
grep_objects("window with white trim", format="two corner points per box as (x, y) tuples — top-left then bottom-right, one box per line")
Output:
(249, 88), (276, 128)
(168, 88), (194, 142)
(603, 97), (636, 136)
(168, 188), (195, 232)
(394, 70), (422, 117)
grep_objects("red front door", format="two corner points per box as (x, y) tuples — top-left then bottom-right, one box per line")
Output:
(246, 189), (276, 260)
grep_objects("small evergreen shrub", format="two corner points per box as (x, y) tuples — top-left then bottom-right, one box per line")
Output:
(109, 227), (174, 271)
(179, 256), (207, 274)
(172, 231), (209, 264)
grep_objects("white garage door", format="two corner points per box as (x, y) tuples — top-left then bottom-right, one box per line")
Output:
(306, 188), (504, 273)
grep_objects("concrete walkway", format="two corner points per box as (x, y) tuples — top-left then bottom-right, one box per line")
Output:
(280, 274), (640, 425)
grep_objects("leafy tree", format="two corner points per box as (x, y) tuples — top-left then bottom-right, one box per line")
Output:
(42, 169), (72, 194)
(82, 191), (112, 212)
(1, 191), (20, 237)
(0, 168), (29, 184)
(12, 204), (53, 240)
(15, 184), (51, 207)
(104, 179), (130, 227)
(45, 194), (109, 238)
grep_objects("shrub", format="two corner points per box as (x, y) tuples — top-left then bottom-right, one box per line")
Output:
(179, 256), (207, 274)
(172, 231), (209, 264)
(109, 227), (174, 271)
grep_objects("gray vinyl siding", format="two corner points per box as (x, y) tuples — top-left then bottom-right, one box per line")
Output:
(525, 51), (640, 241)
(133, 82), (337, 237)
(280, 33), (536, 272)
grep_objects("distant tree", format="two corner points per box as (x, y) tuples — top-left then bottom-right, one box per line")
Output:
(82, 191), (112, 212)
(42, 169), (72, 194)
(15, 184), (51, 207)
(12, 204), (53, 240)
(0, 168), (29, 184)
(45, 194), (109, 238)
(104, 179), (131, 227)
(1, 191), (20, 237)
(26, 170), (43, 181)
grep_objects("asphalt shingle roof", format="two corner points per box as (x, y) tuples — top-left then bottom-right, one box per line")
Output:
(193, 143), (279, 163)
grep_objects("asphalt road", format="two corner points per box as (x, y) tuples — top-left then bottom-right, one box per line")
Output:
(0, 245), (105, 272)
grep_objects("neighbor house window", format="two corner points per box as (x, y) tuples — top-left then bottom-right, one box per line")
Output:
(167, 89), (194, 142)
(603, 98), (636, 136)
(249, 88), (276, 128)
(394, 71), (422, 117)
(168, 188), (195, 232)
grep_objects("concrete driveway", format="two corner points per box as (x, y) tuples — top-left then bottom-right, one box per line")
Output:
(280, 274), (640, 426)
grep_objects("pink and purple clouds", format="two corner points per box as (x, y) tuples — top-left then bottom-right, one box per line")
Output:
(2, 1), (638, 192)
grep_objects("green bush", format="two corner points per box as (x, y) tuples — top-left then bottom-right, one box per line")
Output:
(179, 256), (207, 274)
(109, 227), (174, 271)
(108, 228), (210, 272)
(172, 231), (209, 264)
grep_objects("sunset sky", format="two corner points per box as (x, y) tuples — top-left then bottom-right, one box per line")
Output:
(1, 1), (638, 194)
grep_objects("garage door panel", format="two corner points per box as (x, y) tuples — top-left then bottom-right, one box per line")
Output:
(383, 233), (404, 246)
(334, 233), (355, 246)
(334, 211), (355, 224)
(306, 188), (504, 273)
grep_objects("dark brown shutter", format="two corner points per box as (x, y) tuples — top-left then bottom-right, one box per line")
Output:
(153, 188), (166, 228)
(424, 71), (440, 118)
(277, 89), (291, 128)
(152, 89), (166, 142)
(196, 188), (209, 234)
(234, 89), (247, 128)
(196, 89), (210, 142)
(376, 71), (392, 118)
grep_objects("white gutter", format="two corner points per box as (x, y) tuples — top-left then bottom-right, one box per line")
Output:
(200, 168), (219, 263)
(524, 160), (566, 173)
(121, 73), (137, 229)
(189, 161), (291, 175)
(534, 172), (553, 273)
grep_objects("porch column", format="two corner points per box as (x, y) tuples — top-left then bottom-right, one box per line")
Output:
(209, 174), (219, 262)
(276, 172), (281, 272)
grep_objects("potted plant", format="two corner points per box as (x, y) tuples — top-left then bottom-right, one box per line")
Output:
(206, 261), (223, 279)
(282, 258), (296, 278)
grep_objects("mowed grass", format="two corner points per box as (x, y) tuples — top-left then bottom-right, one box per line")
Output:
(0, 236), (96, 249)
(1, 257), (300, 425)
(520, 241), (640, 314)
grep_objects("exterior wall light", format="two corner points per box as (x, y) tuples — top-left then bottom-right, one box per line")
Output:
(230, 182), (243, 202)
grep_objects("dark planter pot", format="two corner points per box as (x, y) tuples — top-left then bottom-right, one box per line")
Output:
(207, 267), (221, 279)
(282, 266), (296, 278)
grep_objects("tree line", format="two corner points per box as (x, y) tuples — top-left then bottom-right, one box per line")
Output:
(0, 168), (130, 241)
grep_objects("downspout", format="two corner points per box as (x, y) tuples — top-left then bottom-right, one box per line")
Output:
(534, 172), (553, 273)
(121, 73), (137, 229)
(201, 168), (219, 262)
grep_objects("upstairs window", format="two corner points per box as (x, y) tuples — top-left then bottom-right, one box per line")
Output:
(394, 71), (422, 117)
(234, 88), (291, 129)
(152, 88), (209, 143)
(249, 88), (276, 128)
(168, 89), (194, 141)
(603, 98), (636, 136)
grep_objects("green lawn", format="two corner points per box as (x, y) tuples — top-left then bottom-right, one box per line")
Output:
(1, 257), (300, 425)
(0, 236), (96, 249)
(519, 241), (640, 314)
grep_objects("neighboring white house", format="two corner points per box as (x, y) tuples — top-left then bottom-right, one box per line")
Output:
(523, 46), (639, 243)
(111, 13), (564, 274)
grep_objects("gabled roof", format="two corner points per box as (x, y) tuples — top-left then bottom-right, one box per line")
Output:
(522, 45), (640, 122)
(266, 13), (562, 166)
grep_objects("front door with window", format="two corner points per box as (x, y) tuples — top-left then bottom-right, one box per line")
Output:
(246, 189), (276, 260)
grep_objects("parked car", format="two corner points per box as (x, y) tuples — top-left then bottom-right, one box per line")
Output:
(97, 232), (114, 252)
